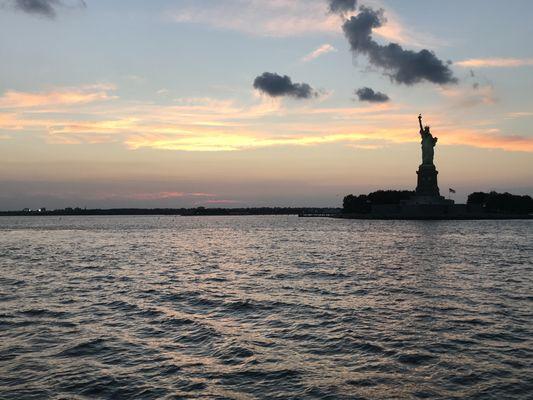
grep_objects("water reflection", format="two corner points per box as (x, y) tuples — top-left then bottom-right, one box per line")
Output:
(0, 216), (531, 399)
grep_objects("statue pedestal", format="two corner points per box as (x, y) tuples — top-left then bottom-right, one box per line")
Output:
(405, 163), (453, 211)
(416, 164), (440, 197)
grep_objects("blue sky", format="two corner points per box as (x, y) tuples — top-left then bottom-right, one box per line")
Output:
(0, 0), (532, 209)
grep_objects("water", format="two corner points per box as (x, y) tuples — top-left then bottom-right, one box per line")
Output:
(0, 216), (531, 399)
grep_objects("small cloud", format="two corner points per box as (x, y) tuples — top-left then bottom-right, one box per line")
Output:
(14, 0), (58, 18)
(355, 87), (390, 103)
(302, 44), (337, 62)
(455, 58), (533, 68)
(253, 72), (318, 99)
(8, 0), (86, 19)
(328, 0), (357, 16)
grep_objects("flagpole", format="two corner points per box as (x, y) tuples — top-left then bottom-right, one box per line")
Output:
(448, 188), (456, 201)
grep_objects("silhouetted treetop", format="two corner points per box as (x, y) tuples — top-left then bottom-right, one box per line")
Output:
(467, 191), (533, 214)
(343, 190), (415, 213)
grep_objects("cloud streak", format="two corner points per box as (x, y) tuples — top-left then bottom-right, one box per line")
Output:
(127, 191), (213, 201)
(456, 58), (533, 68)
(439, 84), (497, 108)
(443, 129), (533, 152)
(170, 0), (339, 37)
(302, 44), (337, 62)
(1, 86), (531, 153)
(123, 127), (533, 153)
(0, 85), (116, 108)
(167, 0), (433, 46)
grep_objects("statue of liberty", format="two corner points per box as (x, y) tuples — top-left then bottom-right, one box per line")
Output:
(418, 114), (438, 165)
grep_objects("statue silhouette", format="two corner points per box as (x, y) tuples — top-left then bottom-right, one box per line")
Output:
(418, 114), (438, 165)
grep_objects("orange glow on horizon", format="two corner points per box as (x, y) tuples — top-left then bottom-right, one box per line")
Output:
(1, 87), (532, 153)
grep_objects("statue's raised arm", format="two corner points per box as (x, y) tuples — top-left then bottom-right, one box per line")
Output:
(418, 114), (424, 134)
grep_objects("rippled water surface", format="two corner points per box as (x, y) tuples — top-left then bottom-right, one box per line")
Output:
(1, 216), (532, 399)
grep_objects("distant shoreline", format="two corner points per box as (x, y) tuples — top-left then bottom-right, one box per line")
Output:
(0, 208), (531, 220)
(0, 207), (340, 217)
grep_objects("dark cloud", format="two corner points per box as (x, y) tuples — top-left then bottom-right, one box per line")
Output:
(9, 0), (86, 18)
(342, 6), (457, 85)
(355, 87), (389, 102)
(328, 0), (357, 15)
(253, 72), (317, 99)
(13, 0), (58, 17)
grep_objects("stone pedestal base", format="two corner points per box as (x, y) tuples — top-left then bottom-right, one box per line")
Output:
(416, 164), (440, 197)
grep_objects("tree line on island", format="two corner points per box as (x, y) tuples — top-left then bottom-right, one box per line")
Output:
(343, 190), (415, 214)
(467, 192), (533, 215)
(343, 190), (533, 214)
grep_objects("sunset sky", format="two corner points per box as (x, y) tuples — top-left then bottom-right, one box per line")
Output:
(1, 0), (532, 209)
